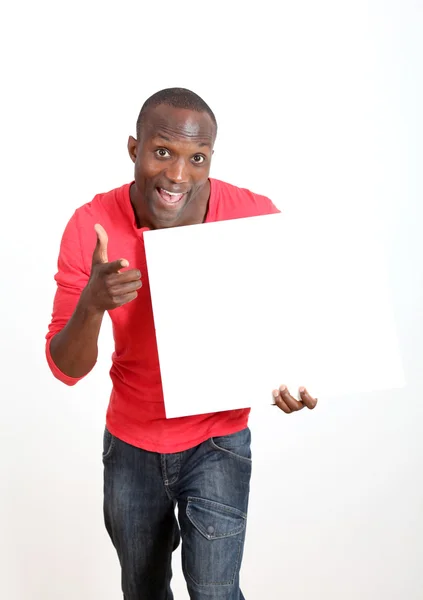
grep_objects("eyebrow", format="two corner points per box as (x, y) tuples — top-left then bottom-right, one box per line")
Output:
(154, 134), (211, 148)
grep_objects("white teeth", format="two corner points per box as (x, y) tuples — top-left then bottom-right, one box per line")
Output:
(161, 189), (184, 196)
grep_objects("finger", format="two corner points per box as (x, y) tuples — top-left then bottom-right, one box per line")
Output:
(92, 224), (109, 265)
(105, 269), (142, 285)
(108, 279), (143, 296)
(279, 385), (304, 412)
(272, 390), (292, 413)
(100, 258), (130, 274)
(111, 291), (139, 307)
(299, 387), (318, 410)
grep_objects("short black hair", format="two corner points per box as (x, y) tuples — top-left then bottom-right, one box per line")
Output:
(136, 87), (217, 139)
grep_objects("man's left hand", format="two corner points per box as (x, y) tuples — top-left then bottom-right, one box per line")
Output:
(272, 385), (318, 413)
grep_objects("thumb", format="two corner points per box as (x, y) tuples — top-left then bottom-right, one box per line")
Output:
(92, 224), (108, 265)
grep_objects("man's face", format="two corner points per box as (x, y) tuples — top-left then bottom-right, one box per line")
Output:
(128, 104), (216, 228)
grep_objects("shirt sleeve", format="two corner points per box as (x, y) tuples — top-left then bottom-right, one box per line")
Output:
(45, 210), (91, 386)
(260, 195), (281, 215)
(245, 188), (281, 217)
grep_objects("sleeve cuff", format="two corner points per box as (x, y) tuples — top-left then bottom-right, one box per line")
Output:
(45, 336), (85, 386)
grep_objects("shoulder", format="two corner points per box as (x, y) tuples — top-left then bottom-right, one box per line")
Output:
(73, 182), (130, 225)
(63, 182), (131, 250)
(59, 183), (131, 267)
(211, 178), (280, 220)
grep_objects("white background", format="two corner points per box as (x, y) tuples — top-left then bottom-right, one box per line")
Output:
(1, 1), (422, 598)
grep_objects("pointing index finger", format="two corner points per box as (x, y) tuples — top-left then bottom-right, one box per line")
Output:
(101, 258), (130, 274)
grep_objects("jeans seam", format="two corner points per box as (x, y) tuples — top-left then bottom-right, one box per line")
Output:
(102, 429), (116, 461)
(209, 437), (252, 464)
(184, 497), (247, 586)
(161, 454), (180, 500)
(185, 532), (245, 587)
(187, 496), (248, 519)
(167, 453), (181, 486)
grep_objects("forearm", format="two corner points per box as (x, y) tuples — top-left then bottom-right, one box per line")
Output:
(49, 290), (105, 378)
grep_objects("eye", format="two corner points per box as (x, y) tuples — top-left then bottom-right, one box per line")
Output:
(155, 148), (170, 158)
(192, 154), (206, 164)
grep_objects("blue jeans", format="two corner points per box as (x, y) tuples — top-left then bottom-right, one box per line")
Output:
(103, 427), (252, 599)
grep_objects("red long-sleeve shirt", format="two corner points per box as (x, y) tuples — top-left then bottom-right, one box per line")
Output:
(46, 178), (279, 452)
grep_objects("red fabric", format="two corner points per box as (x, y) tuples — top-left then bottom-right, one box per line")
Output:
(46, 179), (280, 452)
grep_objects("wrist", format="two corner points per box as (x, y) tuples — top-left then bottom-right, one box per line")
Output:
(78, 288), (105, 320)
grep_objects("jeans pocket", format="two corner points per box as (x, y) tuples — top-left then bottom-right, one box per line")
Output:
(210, 428), (252, 463)
(184, 497), (247, 586)
(102, 427), (116, 461)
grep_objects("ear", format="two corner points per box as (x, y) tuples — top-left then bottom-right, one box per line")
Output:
(127, 135), (138, 164)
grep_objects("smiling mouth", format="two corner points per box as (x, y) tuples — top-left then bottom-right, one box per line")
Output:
(157, 187), (187, 205)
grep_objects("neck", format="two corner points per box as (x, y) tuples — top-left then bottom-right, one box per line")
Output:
(130, 180), (211, 230)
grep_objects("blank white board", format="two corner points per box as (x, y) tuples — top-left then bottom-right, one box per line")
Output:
(144, 212), (405, 419)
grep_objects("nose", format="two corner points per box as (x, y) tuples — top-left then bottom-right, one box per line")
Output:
(165, 158), (189, 184)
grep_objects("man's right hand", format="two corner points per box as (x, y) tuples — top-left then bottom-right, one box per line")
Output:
(83, 224), (142, 312)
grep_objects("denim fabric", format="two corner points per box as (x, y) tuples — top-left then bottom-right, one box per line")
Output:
(103, 427), (252, 599)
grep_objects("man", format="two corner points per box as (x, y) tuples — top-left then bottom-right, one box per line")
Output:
(46, 88), (317, 600)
